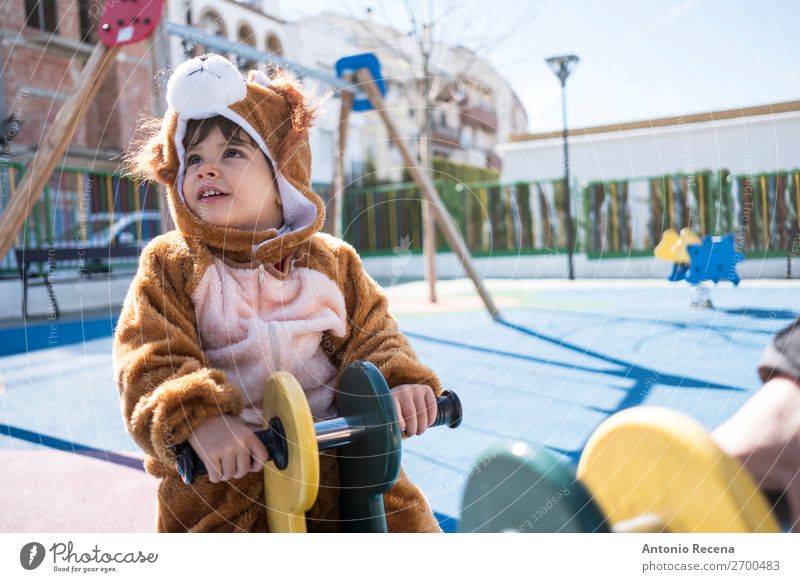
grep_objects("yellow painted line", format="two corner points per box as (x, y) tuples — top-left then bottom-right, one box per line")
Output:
(610, 181), (620, 250)
(698, 174), (705, 235)
(795, 172), (800, 227)
(761, 175), (768, 248)
(106, 175), (114, 223)
(667, 178), (675, 230)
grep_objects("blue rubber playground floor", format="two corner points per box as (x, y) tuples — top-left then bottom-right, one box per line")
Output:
(1, 278), (798, 532)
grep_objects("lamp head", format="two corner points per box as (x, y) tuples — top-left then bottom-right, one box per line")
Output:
(545, 54), (579, 85)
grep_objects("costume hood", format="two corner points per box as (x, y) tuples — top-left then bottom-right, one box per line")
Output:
(151, 54), (324, 265)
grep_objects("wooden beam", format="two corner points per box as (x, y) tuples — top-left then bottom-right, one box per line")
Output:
(330, 90), (354, 239)
(0, 42), (122, 259)
(355, 69), (499, 319)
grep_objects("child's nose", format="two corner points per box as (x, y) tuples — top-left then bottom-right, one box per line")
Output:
(195, 161), (220, 179)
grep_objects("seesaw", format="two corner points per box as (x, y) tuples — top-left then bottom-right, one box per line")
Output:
(175, 361), (462, 532)
(459, 406), (787, 532)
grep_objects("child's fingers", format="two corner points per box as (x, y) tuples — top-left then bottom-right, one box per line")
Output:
(234, 448), (251, 479)
(205, 457), (222, 483)
(425, 388), (437, 428)
(413, 390), (429, 435)
(402, 396), (418, 436)
(392, 394), (407, 434)
(249, 438), (270, 472)
(220, 453), (236, 482)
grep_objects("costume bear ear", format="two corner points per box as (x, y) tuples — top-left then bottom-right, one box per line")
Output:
(269, 79), (315, 174)
(247, 69), (273, 88)
(152, 141), (177, 185)
(126, 119), (177, 186)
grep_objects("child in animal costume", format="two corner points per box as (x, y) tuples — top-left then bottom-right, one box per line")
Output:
(114, 54), (443, 533)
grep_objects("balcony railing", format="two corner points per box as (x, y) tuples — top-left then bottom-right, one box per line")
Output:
(460, 106), (498, 133)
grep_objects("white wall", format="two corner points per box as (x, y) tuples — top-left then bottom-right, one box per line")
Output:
(499, 111), (800, 184)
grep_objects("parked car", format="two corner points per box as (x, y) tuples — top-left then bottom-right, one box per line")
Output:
(56, 211), (162, 248)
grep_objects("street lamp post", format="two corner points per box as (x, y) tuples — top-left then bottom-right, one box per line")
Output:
(545, 54), (579, 280)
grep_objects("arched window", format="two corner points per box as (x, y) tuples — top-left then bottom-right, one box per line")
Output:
(266, 33), (283, 56)
(200, 10), (227, 37)
(236, 23), (257, 71)
(238, 23), (256, 46)
(185, 10), (227, 59)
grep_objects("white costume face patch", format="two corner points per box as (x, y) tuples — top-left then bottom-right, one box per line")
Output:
(166, 54), (246, 113)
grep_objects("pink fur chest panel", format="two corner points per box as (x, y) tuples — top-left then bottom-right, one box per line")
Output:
(192, 256), (347, 424)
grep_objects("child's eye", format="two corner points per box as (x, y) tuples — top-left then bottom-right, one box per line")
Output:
(186, 154), (201, 165)
(224, 149), (243, 158)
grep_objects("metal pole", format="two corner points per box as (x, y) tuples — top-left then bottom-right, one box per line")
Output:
(561, 79), (575, 280)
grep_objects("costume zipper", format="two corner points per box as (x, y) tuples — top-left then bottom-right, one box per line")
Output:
(268, 321), (280, 372)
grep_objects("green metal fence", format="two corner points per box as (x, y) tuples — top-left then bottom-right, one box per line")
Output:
(340, 178), (571, 256)
(3, 160), (798, 275)
(0, 161), (161, 273)
(581, 170), (800, 256)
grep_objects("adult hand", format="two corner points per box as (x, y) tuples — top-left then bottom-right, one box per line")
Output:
(712, 376), (800, 532)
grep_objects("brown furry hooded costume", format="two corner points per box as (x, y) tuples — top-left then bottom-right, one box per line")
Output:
(113, 54), (443, 532)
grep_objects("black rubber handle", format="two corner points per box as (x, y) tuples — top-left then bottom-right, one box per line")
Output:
(175, 391), (463, 485)
(433, 390), (463, 429)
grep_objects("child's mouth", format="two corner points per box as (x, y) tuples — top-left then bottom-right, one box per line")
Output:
(199, 190), (229, 201)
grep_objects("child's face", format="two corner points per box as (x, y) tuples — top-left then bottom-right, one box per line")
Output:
(182, 126), (283, 232)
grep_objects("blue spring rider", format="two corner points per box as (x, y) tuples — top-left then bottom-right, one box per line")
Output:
(655, 228), (744, 308)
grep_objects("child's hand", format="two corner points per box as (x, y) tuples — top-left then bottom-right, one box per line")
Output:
(187, 415), (270, 483)
(712, 376), (800, 532)
(390, 384), (437, 437)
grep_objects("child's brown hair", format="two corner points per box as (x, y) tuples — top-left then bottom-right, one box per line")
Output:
(182, 116), (258, 155)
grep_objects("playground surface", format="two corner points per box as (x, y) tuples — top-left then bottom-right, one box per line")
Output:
(1, 278), (798, 532)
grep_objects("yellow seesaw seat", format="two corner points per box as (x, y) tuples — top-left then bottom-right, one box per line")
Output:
(262, 372), (320, 533)
(577, 406), (780, 533)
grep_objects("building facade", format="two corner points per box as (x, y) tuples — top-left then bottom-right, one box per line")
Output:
(0, 0), (161, 267)
(163, 0), (289, 69)
(287, 12), (528, 184)
(2, 0), (154, 172)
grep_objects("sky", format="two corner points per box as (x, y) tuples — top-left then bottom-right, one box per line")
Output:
(277, 0), (800, 135)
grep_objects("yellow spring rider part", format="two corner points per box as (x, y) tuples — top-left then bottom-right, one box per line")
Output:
(577, 406), (780, 533)
(262, 371), (320, 533)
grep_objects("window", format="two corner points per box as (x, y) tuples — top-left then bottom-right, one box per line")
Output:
(238, 24), (256, 46)
(78, 0), (97, 43)
(200, 10), (227, 37)
(266, 33), (283, 56)
(25, 0), (57, 33)
(236, 23), (257, 71)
